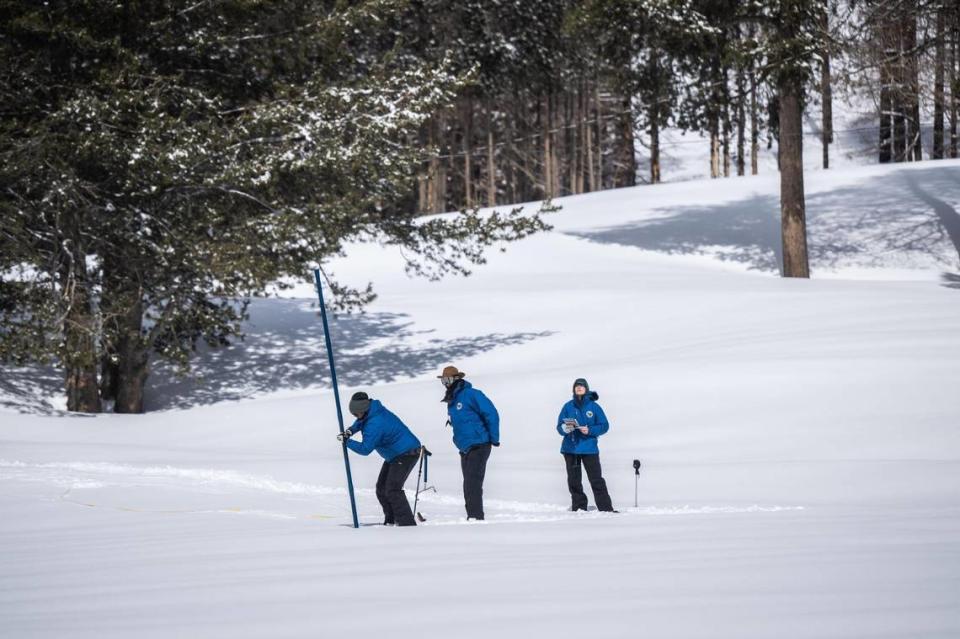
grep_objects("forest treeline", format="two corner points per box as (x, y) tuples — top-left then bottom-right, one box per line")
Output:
(1, 0), (957, 414)
(406, 0), (960, 214)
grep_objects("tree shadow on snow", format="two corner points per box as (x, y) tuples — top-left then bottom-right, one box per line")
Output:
(145, 298), (552, 411)
(942, 273), (960, 290)
(0, 365), (66, 415)
(571, 193), (785, 272)
(569, 165), (960, 277)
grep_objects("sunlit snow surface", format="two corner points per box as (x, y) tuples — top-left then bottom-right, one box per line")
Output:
(2, 161), (960, 638)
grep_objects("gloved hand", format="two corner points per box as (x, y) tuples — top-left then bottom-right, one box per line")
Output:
(337, 428), (353, 442)
(562, 422), (576, 434)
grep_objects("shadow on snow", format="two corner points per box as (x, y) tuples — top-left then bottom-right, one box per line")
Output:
(569, 165), (960, 282)
(0, 300), (552, 414)
(0, 366), (66, 416)
(144, 299), (552, 411)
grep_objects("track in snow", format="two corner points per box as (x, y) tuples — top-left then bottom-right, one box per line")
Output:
(1, 459), (804, 525)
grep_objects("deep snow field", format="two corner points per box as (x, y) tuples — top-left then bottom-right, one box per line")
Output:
(2, 160), (960, 638)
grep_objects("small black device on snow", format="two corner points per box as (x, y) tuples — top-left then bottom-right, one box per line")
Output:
(633, 459), (642, 508)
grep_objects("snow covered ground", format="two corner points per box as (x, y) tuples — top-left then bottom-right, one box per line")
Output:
(2, 160), (960, 638)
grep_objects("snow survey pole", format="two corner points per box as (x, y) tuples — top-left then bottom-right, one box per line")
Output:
(314, 268), (359, 529)
(633, 459), (642, 508)
(412, 447), (432, 517)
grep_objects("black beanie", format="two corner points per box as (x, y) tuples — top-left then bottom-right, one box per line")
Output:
(349, 391), (371, 417)
(572, 378), (589, 392)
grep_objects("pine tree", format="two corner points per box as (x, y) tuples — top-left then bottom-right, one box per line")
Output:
(0, 0), (551, 412)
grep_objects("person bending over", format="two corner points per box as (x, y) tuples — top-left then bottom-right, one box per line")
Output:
(340, 392), (422, 526)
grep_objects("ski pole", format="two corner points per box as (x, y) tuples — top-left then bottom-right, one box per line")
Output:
(314, 268), (359, 529)
(633, 459), (642, 508)
(412, 447), (426, 516)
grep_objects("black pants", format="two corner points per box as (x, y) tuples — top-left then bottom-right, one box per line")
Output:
(375, 448), (420, 526)
(564, 453), (613, 512)
(460, 443), (492, 520)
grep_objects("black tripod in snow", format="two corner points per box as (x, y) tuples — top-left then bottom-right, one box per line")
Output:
(633, 459), (642, 508)
(413, 446), (433, 522)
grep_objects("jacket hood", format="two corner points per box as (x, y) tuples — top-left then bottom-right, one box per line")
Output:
(442, 379), (471, 403)
(573, 390), (599, 403)
(359, 399), (384, 422)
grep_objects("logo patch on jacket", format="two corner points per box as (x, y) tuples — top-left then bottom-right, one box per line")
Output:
(586, 411), (594, 418)
(456, 402), (463, 410)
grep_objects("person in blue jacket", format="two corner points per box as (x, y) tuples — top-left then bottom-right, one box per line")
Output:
(338, 391), (422, 526)
(557, 378), (614, 512)
(439, 365), (499, 520)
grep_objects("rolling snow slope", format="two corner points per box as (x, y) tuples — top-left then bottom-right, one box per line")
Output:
(2, 160), (960, 638)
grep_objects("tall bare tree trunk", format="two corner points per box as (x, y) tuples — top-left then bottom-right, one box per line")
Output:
(522, 96), (534, 201)
(560, 92), (568, 195)
(585, 79), (596, 191)
(780, 84), (810, 278)
(98, 255), (149, 413)
(648, 52), (662, 184)
(63, 298), (101, 413)
(417, 174), (429, 214)
(550, 96), (563, 197)
(904, 1), (922, 161)
(751, 55), (760, 175)
(433, 114), (447, 213)
(778, 3), (810, 279)
(462, 102), (473, 208)
(722, 103), (731, 178)
(60, 222), (101, 413)
(569, 90), (581, 194)
(416, 124), (430, 213)
(506, 101), (515, 203)
(578, 86), (587, 193)
(934, 5), (947, 159)
(721, 60), (731, 178)
(613, 95), (636, 188)
(426, 121), (436, 212)
(513, 91), (527, 201)
(486, 102), (496, 206)
(736, 59), (747, 176)
(879, 18), (894, 163)
(708, 53), (722, 177)
(594, 80), (604, 188)
(893, 15), (907, 161)
(952, 15), (959, 158)
(552, 93), (562, 194)
(710, 115), (720, 178)
(541, 95), (552, 198)
(821, 5), (833, 169)
(650, 106), (661, 184)
(112, 296), (148, 414)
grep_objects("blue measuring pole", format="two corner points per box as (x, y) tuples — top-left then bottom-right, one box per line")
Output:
(314, 269), (359, 529)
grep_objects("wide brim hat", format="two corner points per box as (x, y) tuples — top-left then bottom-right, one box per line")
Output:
(438, 365), (466, 379)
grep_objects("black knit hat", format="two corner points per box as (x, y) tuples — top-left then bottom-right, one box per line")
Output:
(349, 391), (371, 417)
(572, 378), (589, 392)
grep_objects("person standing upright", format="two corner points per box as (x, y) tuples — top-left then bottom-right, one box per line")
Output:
(439, 365), (499, 521)
(557, 378), (615, 512)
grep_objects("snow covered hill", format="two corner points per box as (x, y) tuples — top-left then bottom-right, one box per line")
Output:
(2, 160), (960, 638)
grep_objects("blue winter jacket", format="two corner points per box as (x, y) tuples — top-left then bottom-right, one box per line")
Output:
(346, 400), (421, 462)
(446, 381), (500, 452)
(556, 391), (609, 454)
